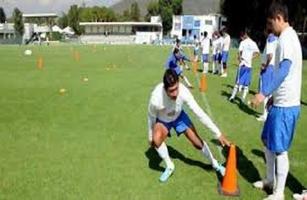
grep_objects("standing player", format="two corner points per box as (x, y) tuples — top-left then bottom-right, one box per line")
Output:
(165, 48), (193, 88)
(229, 29), (260, 103)
(251, 2), (302, 200)
(148, 69), (231, 182)
(211, 31), (222, 74)
(193, 35), (200, 62)
(220, 27), (231, 77)
(256, 30), (278, 122)
(200, 31), (210, 73)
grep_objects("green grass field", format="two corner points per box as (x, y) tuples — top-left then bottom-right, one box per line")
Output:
(0, 44), (306, 200)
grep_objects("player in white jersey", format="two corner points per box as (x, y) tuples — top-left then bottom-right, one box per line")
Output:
(220, 27), (231, 77)
(211, 31), (222, 74)
(256, 30), (278, 122)
(201, 31), (210, 73)
(148, 69), (230, 182)
(229, 29), (259, 103)
(251, 3), (302, 200)
(193, 35), (200, 62)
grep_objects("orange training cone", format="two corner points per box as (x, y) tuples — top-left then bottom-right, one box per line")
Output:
(218, 144), (240, 196)
(74, 50), (80, 62)
(36, 56), (44, 69)
(199, 73), (207, 92)
(192, 61), (197, 74)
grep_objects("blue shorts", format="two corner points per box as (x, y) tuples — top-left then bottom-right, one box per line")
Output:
(156, 110), (193, 136)
(212, 54), (220, 61)
(169, 66), (182, 76)
(221, 51), (229, 63)
(261, 106), (300, 153)
(259, 65), (274, 93)
(235, 65), (252, 86)
(202, 54), (209, 63)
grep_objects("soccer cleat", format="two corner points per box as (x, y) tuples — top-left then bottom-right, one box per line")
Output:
(263, 193), (284, 200)
(256, 115), (267, 122)
(228, 97), (234, 102)
(253, 180), (273, 191)
(221, 73), (228, 77)
(159, 167), (175, 182)
(214, 163), (226, 176)
(293, 190), (307, 200)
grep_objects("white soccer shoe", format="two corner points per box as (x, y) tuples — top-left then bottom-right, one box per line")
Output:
(253, 180), (274, 191)
(256, 114), (267, 122)
(263, 193), (284, 200)
(159, 167), (175, 182)
(214, 163), (226, 176)
(293, 190), (307, 200)
(221, 73), (228, 77)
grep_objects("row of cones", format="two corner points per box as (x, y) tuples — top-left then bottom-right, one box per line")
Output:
(36, 50), (82, 69)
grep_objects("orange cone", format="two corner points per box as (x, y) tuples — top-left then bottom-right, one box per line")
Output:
(199, 73), (207, 92)
(192, 61), (197, 74)
(36, 56), (44, 69)
(74, 51), (80, 62)
(218, 144), (240, 196)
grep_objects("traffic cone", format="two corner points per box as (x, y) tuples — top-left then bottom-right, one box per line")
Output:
(192, 61), (197, 74)
(36, 56), (44, 69)
(74, 50), (80, 62)
(218, 144), (240, 196)
(199, 73), (207, 92)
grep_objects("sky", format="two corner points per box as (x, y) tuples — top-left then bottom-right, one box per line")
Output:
(0, 0), (120, 17)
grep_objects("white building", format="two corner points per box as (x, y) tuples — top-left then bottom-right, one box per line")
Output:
(171, 14), (226, 40)
(79, 17), (162, 44)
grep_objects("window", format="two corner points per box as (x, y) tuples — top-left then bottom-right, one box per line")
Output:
(205, 20), (212, 25)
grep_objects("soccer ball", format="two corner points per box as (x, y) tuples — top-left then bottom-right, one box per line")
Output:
(24, 49), (32, 56)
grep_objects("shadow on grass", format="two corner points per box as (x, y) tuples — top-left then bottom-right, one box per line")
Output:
(145, 145), (212, 172)
(251, 149), (305, 194)
(301, 100), (307, 106)
(222, 84), (257, 95)
(221, 90), (260, 117)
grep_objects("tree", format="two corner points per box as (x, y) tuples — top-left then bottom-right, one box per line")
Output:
(58, 13), (68, 29)
(67, 5), (82, 35)
(12, 8), (24, 37)
(0, 7), (6, 23)
(172, 0), (183, 15)
(122, 9), (131, 21)
(130, 2), (141, 22)
(160, 6), (173, 35)
(145, 1), (159, 21)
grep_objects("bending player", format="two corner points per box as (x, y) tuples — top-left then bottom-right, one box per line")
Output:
(147, 69), (231, 182)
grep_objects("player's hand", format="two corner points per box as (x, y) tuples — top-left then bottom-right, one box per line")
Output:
(218, 134), (231, 147)
(250, 93), (266, 109)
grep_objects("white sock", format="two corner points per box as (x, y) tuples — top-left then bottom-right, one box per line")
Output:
(220, 63), (224, 74)
(212, 61), (215, 72)
(263, 97), (269, 117)
(230, 85), (239, 99)
(155, 142), (174, 169)
(275, 152), (289, 195)
(242, 86), (249, 101)
(238, 85), (243, 92)
(201, 141), (218, 168)
(182, 76), (192, 87)
(203, 63), (208, 73)
(265, 147), (275, 184)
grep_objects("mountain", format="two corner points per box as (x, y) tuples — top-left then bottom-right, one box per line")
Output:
(111, 0), (221, 17)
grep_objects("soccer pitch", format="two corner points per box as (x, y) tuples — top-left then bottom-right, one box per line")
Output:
(0, 45), (306, 199)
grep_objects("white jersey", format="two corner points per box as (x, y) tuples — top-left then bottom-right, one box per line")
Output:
(201, 37), (210, 54)
(222, 33), (231, 51)
(238, 37), (260, 68)
(273, 26), (302, 107)
(212, 37), (221, 55)
(148, 83), (222, 139)
(261, 34), (278, 65)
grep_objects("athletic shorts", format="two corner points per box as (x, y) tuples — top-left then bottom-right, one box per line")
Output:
(221, 51), (229, 64)
(202, 54), (209, 63)
(235, 65), (252, 86)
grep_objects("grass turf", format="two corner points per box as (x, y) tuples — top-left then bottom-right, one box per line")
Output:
(0, 44), (306, 199)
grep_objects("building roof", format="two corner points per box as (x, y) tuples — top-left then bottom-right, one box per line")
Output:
(80, 22), (162, 27)
(23, 13), (57, 18)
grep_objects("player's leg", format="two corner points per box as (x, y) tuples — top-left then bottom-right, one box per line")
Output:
(184, 125), (225, 176)
(180, 74), (193, 89)
(152, 122), (175, 182)
(202, 54), (209, 73)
